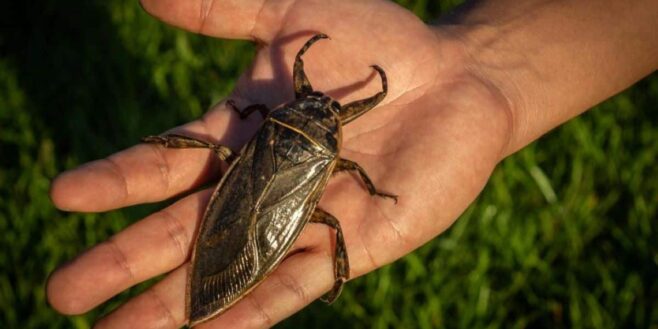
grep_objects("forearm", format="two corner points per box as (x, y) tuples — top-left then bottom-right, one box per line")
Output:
(443, 0), (658, 156)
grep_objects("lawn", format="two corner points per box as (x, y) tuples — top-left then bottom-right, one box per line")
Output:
(0, 0), (656, 328)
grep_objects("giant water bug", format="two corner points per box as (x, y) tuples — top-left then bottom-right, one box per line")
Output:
(143, 34), (397, 327)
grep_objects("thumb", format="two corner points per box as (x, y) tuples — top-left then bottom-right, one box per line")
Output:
(139, 0), (282, 41)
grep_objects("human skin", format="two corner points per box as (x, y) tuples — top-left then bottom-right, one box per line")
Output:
(46, 0), (658, 328)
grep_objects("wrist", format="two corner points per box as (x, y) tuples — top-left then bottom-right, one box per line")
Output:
(438, 0), (658, 157)
(431, 24), (516, 161)
(440, 22), (526, 157)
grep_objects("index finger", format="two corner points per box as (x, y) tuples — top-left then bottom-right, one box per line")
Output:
(50, 101), (259, 212)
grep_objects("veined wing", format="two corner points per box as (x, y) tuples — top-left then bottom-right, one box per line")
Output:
(187, 128), (260, 324)
(254, 132), (335, 274)
(188, 120), (335, 325)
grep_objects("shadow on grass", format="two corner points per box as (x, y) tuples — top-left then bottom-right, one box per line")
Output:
(1, 1), (169, 327)
(1, 1), (369, 328)
(3, 1), (163, 158)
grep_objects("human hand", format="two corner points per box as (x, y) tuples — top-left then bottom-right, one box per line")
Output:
(47, 1), (513, 328)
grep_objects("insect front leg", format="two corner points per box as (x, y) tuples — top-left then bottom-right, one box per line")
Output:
(226, 100), (269, 120)
(334, 158), (398, 203)
(293, 34), (329, 99)
(339, 65), (388, 124)
(310, 208), (349, 304)
(142, 134), (235, 162)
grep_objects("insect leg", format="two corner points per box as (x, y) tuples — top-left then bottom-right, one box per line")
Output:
(339, 65), (387, 124)
(226, 100), (269, 119)
(142, 134), (234, 162)
(293, 34), (329, 99)
(309, 208), (349, 304)
(334, 158), (398, 203)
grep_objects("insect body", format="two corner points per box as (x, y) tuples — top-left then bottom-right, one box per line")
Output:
(143, 34), (396, 327)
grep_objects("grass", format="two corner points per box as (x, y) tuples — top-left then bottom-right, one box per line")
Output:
(1, 0), (656, 328)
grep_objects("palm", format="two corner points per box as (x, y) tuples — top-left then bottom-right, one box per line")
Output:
(47, 1), (511, 328)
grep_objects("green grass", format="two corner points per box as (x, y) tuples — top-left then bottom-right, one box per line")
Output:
(1, 1), (656, 328)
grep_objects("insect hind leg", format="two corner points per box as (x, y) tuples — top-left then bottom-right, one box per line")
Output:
(142, 134), (235, 162)
(309, 208), (349, 303)
(339, 65), (387, 124)
(294, 34), (329, 99)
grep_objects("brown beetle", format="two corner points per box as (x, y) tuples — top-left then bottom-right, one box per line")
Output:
(143, 34), (397, 327)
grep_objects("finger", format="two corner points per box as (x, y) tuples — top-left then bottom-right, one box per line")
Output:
(94, 264), (188, 329)
(94, 248), (336, 329)
(138, 0), (289, 42)
(47, 188), (211, 315)
(50, 100), (259, 212)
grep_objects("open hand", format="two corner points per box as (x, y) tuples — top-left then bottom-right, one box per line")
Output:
(47, 1), (511, 327)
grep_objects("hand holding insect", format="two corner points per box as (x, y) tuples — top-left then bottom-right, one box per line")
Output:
(46, 0), (657, 328)
(49, 1), (492, 325)
(49, 1), (524, 328)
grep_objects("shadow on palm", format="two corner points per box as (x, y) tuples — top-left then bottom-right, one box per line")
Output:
(195, 5), (447, 280)
(47, 1), (512, 327)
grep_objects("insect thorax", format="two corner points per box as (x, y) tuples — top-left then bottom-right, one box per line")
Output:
(268, 93), (341, 154)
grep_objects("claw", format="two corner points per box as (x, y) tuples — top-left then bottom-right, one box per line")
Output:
(320, 278), (345, 304)
(377, 192), (398, 204)
(141, 135), (166, 145)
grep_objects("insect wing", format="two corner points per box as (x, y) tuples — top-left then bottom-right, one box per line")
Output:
(187, 133), (260, 325)
(255, 123), (334, 273)
(188, 120), (334, 325)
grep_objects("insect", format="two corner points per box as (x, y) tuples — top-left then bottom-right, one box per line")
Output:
(143, 34), (397, 327)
